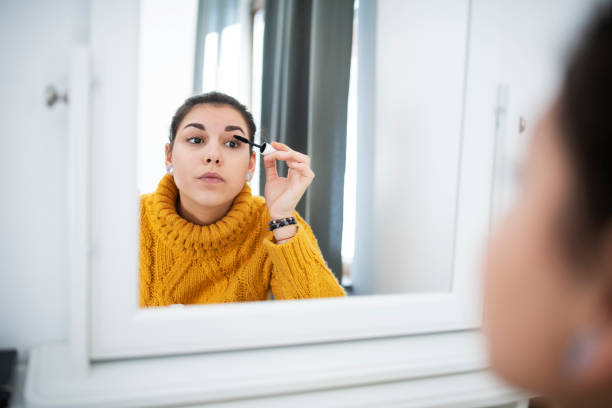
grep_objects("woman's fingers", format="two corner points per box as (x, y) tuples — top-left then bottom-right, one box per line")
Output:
(265, 142), (313, 183)
(286, 161), (315, 179)
(265, 150), (311, 167)
(270, 141), (290, 151)
(263, 153), (279, 182)
(270, 142), (311, 164)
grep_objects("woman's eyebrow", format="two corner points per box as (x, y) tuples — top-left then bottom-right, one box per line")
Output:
(183, 123), (205, 131)
(225, 125), (245, 135)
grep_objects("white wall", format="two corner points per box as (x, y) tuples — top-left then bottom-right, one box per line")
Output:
(0, 0), (90, 361)
(138, 0), (197, 195)
(353, 0), (471, 295)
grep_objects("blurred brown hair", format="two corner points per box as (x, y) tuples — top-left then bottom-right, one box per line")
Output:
(558, 3), (612, 257)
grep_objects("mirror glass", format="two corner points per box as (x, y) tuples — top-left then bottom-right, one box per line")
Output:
(137, 0), (592, 307)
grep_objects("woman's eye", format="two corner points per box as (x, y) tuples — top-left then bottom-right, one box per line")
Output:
(188, 137), (202, 144)
(225, 140), (238, 148)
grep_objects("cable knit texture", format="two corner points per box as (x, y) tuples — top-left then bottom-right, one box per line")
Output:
(139, 174), (346, 306)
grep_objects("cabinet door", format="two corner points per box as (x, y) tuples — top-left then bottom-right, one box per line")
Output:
(466, 0), (599, 223)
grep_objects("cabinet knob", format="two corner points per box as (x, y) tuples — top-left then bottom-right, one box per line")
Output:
(519, 116), (526, 134)
(45, 85), (69, 107)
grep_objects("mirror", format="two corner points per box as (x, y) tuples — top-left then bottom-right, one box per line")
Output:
(136, 0), (596, 307)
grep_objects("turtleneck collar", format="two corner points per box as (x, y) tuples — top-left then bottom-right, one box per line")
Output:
(152, 174), (256, 250)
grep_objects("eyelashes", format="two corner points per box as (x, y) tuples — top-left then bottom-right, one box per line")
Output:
(187, 136), (203, 144)
(185, 136), (242, 149)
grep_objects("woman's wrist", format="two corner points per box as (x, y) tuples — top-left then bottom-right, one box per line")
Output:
(269, 211), (297, 243)
(268, 211), (294, 220)
(273, 224), (297, 243)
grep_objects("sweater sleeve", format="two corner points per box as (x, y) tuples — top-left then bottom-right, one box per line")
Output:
(263, 213), (346, 300)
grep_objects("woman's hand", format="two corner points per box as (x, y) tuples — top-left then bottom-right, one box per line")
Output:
(263, 142), (315, 220)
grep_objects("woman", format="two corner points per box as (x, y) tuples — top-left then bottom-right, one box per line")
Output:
(139, 92), (346, 306)
(484, 4), (612, 406)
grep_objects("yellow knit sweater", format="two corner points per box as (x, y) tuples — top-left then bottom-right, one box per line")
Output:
(139, 174), (346, 306)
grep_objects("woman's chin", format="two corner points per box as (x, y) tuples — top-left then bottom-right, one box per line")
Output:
(189, 187), (239, 209)
(192, 195), (228, 209)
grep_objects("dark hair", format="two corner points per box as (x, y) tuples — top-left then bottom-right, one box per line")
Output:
(558, 3), (612, 253)
(168, 91), (256, 151)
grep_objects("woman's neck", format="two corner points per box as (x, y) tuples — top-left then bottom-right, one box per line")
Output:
(177, 193), (232, 226)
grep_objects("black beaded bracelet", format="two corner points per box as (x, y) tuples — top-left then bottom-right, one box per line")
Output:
(268, 216), (297, 231)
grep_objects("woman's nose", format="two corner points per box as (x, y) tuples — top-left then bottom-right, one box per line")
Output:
(204, 148), (221, 165)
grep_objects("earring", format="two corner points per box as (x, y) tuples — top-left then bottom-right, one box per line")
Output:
(167, 165), (174, 175)
(246, 171), (252, 181)
(562, 328), (598, 378)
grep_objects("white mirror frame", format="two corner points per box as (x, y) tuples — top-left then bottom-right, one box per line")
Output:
(87, 0), (492, 361)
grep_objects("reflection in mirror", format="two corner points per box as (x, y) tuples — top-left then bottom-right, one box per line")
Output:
(137, 0), (593, 307)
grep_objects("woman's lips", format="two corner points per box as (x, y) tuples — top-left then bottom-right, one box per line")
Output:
(198, 172), (225, 184)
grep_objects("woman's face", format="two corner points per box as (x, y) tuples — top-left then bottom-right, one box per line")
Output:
(484, 105), (612, 397)
(166, 104), (256, 211)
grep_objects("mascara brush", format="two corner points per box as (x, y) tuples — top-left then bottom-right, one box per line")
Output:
(233, 135), (277, 155)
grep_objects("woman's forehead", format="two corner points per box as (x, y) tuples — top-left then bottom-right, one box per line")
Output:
(179, 104), (246, 131)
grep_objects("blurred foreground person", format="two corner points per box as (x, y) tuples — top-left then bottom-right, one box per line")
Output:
(484, 3), (612, 407)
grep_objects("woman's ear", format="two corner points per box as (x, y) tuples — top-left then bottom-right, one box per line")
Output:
(569, 225), (612, 392)
(248, 151), (256, 174)
(165, 143), (172, 168)
(567, 325), (612, 394)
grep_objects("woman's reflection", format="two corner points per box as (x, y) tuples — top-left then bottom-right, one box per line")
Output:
(139, 92), (345, 307)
